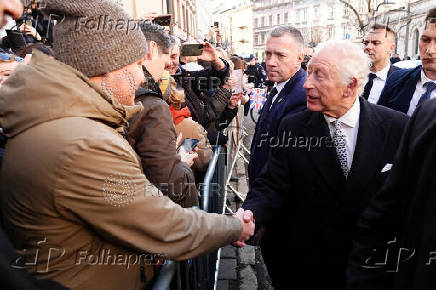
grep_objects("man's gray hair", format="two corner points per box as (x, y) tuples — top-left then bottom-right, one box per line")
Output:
(314, 40), (371, 96)
(268, 26), (304, 48)
(169, 35), (181, 49)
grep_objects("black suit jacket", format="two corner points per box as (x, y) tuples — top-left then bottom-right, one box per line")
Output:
(243, 98), (408, 289)
(347, 99), (436, 290)
(363, 65), (400, 101)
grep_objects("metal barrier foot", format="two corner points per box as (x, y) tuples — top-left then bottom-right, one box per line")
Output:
(240, 144), (251, 155)
(225, 205), (234, 215)
(227, 184), (245, 202)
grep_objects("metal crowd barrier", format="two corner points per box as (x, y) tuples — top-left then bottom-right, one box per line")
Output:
(153, 106), (246, 290)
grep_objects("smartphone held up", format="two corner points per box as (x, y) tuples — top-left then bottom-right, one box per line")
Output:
(181, 44), (204, 56)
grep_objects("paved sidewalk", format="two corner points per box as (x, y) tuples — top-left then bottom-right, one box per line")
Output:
(216, 152), (273, 290)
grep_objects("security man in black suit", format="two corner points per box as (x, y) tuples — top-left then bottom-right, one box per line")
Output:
(361, 24), (401, 104)
(240, 39), (409, 290)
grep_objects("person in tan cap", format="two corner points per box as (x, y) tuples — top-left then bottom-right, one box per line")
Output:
(0, 1), (254, 289)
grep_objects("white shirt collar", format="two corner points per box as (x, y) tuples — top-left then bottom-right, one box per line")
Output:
(373, 63), (391, 81)
(323, 97), (360, 128)
(420, 70), (436, 86)
(274, 78), (291, 95)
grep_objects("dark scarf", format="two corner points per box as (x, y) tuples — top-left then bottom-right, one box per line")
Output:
(135, 66), (163, 101)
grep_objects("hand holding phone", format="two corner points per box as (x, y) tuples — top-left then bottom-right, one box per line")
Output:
(179, 138), (199, 152)
(177, 138), (199, 167)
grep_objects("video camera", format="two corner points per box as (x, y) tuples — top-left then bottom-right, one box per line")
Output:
(1, 1), (54, 52)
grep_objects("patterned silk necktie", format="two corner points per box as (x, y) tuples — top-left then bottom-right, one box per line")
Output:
(417, 82), (436, 106)
(333, 120), (348, 178)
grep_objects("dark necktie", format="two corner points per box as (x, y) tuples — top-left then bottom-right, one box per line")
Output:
(258, 87), (278, 126)
(267, 87), (278, 111)
(417, 82), (436, 106)
(362, 73), (377, 100)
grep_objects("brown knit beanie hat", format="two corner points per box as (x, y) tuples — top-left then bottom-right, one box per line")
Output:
(41, 0), (148, 77)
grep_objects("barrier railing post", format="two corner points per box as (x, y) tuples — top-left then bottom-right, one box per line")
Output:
(152, 105), (246, 290)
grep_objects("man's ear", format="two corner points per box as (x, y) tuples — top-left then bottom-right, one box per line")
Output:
(146, 41), (159, 60)
(151, 41), (160, 59)
(390, 42), (396, 54)
(347, 77), (358, 95)
(297, 51), (305, 63)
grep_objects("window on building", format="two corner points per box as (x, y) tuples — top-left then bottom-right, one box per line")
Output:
(277, 13), (280, 25)
(413, 29), (420, 56)
(314, 5), (320, 19)
(255, 18), (258, 28)
(303, 9), (307, 22)
(176, 0), (181, 28)
(284, 12), (288, 23)
(269, 15), (273, 26)
(186, 12), (190, 34)
(254, 33), (259, 45)
(186, 9), (190, 33)
(261, 16), (265, 27)
(328, 26), (335, 39)
(296, 10), (300, 23)
(329, 5), (334, 19)
(182, 5), (186, 30)
(359, 0), (366, 13)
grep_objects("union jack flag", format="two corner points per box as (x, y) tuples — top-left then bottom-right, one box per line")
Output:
(249, 88), (267, 111)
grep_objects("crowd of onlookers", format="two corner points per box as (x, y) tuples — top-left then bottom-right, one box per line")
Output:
(0, 0), (257, 289)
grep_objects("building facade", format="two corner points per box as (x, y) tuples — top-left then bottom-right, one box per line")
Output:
(213, 0), (254, 57)
(252, 0), (367, 60)
(114, 0), (198, 41)
(171, 0), (197, 41)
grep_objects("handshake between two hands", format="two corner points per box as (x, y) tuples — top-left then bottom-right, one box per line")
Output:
(232, 208), (255, 248)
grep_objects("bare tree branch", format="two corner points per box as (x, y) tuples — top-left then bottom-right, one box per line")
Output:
(339, 0), (369, 32)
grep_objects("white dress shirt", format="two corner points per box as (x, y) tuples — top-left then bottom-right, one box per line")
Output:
(407, 70), (436, 116)
(367, 63), (391, 104)
(269, 78), (291, 109)
(324, 98), (361, 171)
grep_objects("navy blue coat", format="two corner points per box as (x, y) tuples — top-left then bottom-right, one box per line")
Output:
(378, 66), (422, 114)
(248, 68), (307, 188)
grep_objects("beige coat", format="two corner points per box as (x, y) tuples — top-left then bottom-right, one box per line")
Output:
(0, 51), (241, 290)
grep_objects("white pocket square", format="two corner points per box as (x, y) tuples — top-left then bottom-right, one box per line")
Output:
(381, 163), (392, 173)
